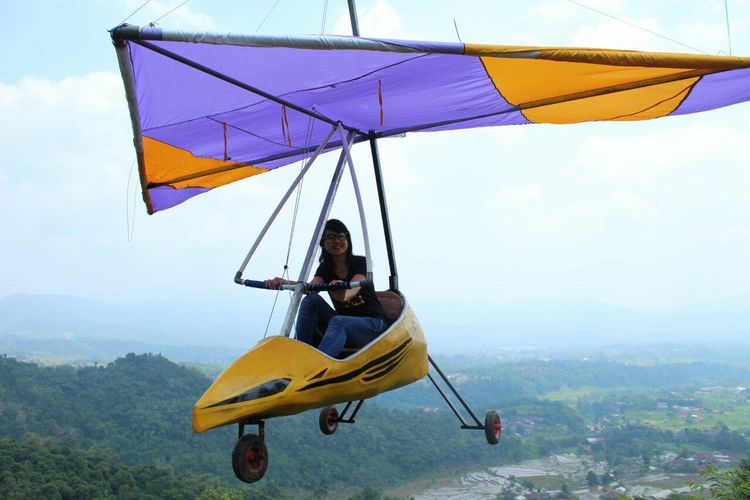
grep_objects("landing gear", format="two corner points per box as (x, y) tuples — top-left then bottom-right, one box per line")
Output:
(319, 406), (339, 435)
(427, 355), (502, 445)
(317, 400), (365, 435)
(484, 410), (502, 445)
(233, 420), (268, 483)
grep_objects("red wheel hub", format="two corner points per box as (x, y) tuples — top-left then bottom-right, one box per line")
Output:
(493, 416), (502, 440)
(246, 445), (264, 474)
(327, 409), (338, 429)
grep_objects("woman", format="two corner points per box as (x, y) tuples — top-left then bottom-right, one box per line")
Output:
(266, 219), (387, 358)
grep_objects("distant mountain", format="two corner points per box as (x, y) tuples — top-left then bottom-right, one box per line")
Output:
(0, 333), (241, 365)
(0, 293), (267, 348)
(376, 355), (750, 409)
(2, 294), (749, 362)
(416, 298), (750, 352)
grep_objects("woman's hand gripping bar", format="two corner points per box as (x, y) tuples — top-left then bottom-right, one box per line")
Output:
(236, 277), (372, 292)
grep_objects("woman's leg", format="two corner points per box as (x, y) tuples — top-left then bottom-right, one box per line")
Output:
(295, 294), (337, 346)
(317, 316), (386, 358)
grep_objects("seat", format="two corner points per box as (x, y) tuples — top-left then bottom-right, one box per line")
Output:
(338, 290), (404, 358)
(375, 290), (404, 322)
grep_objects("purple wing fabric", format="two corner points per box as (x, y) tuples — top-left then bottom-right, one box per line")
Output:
(112, 27), (750, 213)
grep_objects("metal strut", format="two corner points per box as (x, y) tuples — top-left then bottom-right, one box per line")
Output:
(350, 0), (399, 290)
(238, 418), (265, 440)
(369, 135), (399, 290)
(336, 399), (365, 424)
(427, 355), (484, 429)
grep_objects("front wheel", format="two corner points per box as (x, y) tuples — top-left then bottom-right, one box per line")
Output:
(484, 410), (501, 445)
(319, 406), (339, 435)
(232, 433), (268, 483)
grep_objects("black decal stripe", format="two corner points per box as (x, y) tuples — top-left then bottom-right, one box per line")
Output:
(308, 368), (328, 381)
(297, 339), (412, 392)
(362, 353), (406, 382)
(364, 345), (410, 376)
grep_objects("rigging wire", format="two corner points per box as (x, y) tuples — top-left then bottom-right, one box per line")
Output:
(256, 0), (282, 32)
(117, 0), (152, 26)
(284, 110), (317, 270)
(125, 158), (138, 242)
(564, 0), (709, 55)
(262, 110), (317, 338)
(724, 0), (733, 56)
(151, 0), (193, 25)
(321, 0), (329, 35)
(453, 18), (463, 43)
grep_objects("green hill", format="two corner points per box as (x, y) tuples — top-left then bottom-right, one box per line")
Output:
(0, 437), (256, 500)
(0, 354), (580, 491)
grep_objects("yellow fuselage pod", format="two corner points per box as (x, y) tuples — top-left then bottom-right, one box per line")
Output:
(192, 301), (427, 433)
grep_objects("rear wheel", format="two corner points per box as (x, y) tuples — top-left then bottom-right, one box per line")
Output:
(484, 410), (501, 445)
(232, 433), (268, 483)
(319, 406), (339, 435)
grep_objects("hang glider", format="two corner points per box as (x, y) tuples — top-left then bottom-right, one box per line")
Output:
(111, 25), (750, 214)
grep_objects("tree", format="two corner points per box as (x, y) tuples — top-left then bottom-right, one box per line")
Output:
(586, 470), (599, 487)
(557, 482), (571, 499)
(348, 486), (383, 500)
(310, 487), (328, 499)
(496, 489), (516, 500)
(700, 459), (750, 499)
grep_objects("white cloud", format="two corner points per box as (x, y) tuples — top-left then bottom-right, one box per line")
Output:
(569, 17), (665, 50)
(698, 226), (750, 243)
(0, 73), (131, 206)
(0, 72), (136, 294)
(575, 118), (750, 182)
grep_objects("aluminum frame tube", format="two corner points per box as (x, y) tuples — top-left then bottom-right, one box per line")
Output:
(279, 132), (356, 337)
(114, 42), (153, 214)
(347, 0), (397, 289)
(429, 355), (483, 426)
(110, 25), (444, 54)
(235, 125), (337, 277)
(368, 136), (399, 290)
(337, 123), (373, 278)
(347, 0), (361, 36)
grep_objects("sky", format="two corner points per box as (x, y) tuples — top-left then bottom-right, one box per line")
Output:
(1, 0), (750, 348)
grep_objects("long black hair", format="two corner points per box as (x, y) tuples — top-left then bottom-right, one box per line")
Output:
(318, 219), (355, 273)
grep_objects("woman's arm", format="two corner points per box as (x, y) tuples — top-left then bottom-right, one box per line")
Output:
(264, 275), (325, 290)
(329, 273), (366, 302)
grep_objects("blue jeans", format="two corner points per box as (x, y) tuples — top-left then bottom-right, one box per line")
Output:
(295, 294), (386, 358)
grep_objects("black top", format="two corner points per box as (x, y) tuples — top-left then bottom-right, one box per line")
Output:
(314, 255), (386, 320)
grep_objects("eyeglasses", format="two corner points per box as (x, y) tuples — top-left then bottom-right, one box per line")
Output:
(322, 232), (348, 243)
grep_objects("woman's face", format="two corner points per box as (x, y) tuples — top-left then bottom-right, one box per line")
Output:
(322, 230), (349, 258)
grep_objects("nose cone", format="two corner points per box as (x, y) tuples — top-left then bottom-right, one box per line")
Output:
(192, 336), (328, 432)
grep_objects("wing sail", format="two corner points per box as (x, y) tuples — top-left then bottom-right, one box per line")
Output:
(111, 26), (750, 213)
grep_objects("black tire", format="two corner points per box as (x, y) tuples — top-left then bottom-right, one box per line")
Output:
(319, 406), (339, 435)
(232, 433), (268, 483)
(484, 410), (501, 445)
